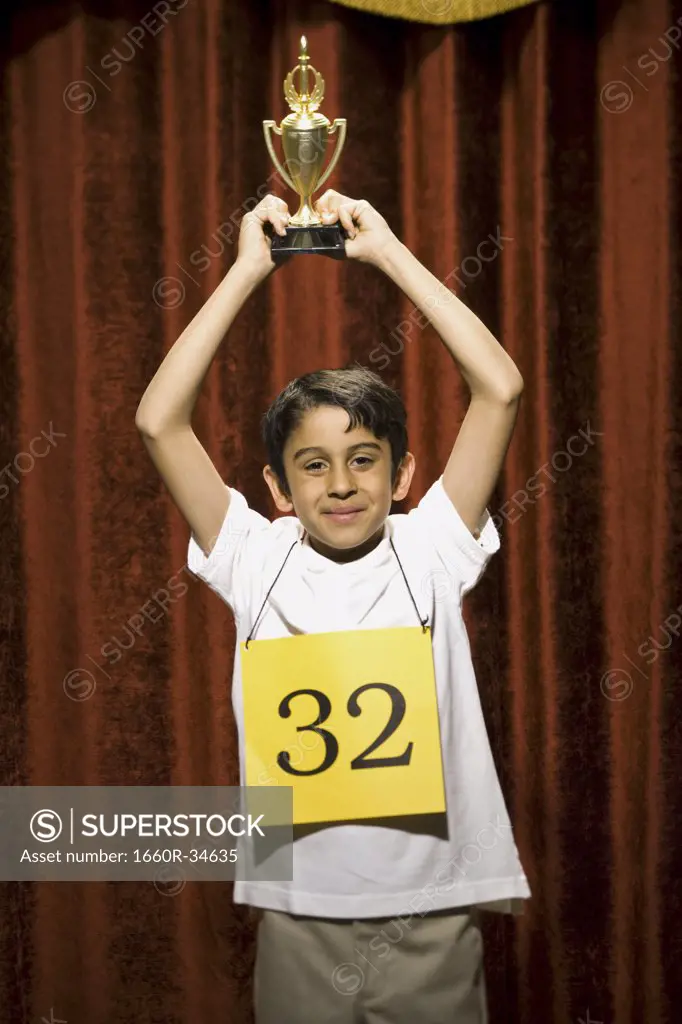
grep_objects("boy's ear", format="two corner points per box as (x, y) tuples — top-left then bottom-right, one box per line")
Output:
(263, 464), (295, 513)
(392, 452), (416, 503)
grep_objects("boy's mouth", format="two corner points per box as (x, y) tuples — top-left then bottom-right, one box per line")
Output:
(324, 509), (365, 524)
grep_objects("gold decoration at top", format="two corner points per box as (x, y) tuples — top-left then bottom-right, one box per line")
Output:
(283, 36), (326, 119)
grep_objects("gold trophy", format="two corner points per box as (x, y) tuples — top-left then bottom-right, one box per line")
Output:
(263, 36), (347, 259)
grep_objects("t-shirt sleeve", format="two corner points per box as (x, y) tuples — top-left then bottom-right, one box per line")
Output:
(186, 485), (271, 615)
(406, 474), (500, 597)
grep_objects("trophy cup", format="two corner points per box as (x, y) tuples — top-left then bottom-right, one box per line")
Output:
(263, 36), (347, 260)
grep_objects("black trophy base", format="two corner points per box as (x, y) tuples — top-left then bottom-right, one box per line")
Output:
(268, 223), (348, 260)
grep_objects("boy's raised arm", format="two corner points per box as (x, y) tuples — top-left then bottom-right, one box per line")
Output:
(372, 237), (523, 540)
(135, 194), (291, 557)
(313, 189), (524, 541)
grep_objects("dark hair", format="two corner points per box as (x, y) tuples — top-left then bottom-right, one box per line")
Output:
(261, 363), (409, 496)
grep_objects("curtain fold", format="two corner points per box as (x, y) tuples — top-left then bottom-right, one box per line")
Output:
(1, 0), (680, 1021)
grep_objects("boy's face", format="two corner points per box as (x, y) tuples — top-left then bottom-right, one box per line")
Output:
(263, 405), (415, 563)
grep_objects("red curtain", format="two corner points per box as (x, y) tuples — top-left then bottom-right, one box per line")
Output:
(1, 0), (681, 1021)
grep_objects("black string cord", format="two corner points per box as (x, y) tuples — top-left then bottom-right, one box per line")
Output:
(243, 529), (429, 649)
(244, 538), (300, 649)
(389, 536), (429, 634)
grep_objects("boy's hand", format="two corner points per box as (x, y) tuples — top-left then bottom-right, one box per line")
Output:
(314, 190), (397, 265)
(236, 194), (292, 281)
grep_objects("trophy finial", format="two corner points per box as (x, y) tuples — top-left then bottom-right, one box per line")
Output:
(284, 36), (324, 116)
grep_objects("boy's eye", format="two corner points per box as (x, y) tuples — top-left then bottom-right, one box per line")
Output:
(305, 456), (373, 472)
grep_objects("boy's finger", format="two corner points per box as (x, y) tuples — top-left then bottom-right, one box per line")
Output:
(344, 233), (357, 256)
(318, 188), (339, 207)
(338, 203), (356, 236)
(265, 210), (289, 235)
(315, 198), (333, 219)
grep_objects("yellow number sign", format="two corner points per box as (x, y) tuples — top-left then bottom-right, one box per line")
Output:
(240, 625), (446, 825)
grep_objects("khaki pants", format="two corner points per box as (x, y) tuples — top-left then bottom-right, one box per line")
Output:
(253, 905), (488, 1024)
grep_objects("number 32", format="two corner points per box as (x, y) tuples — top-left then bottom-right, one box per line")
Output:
(276, 683), (413, 777)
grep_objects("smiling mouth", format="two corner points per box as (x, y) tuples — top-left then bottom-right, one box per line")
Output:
(324, 509), (365, 523)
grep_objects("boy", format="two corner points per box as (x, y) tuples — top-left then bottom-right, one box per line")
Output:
(136, 190), (531, 1023)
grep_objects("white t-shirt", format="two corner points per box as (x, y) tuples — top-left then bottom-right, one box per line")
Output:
(187, 474), (531, 919)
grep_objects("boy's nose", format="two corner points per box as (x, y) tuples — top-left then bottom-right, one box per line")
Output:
(327, 474), (356, 495)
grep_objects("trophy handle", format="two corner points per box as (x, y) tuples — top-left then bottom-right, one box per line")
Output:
(316, 118), (347, 192)
(263, 121), (296, 193)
